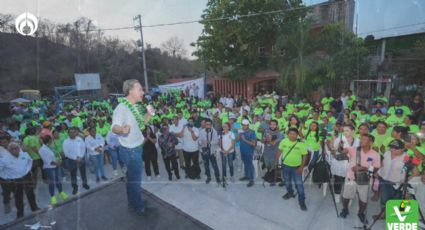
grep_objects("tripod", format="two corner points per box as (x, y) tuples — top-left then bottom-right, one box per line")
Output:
(366, 172), (425, 230)
(298, 139), (340, 217)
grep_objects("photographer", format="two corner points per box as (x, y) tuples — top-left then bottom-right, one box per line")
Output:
(339, 134), (381, 224)
(198, 119), (220, 184)
(372, 139), (407, 220)
(330, 124), (360, 204)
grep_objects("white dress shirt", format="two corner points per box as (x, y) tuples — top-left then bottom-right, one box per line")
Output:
(106, 131), (120, 149)
(170, 122), (185, 150)
(39, 144), (57, 169)
(182, 127), (199, 152)
(0, 151), (32, 179)
(63, 137), (86, 160)
(85, 134), (105, 156)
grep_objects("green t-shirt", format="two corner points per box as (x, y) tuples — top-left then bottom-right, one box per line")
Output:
(321, 97), (334, 111)
(23, 135), (41, 160)
(279, 139), (308, 167)
(372, 130), (391, 155)
(385, 115), (404, 127)
(49, 139), (64, 162)
(387, 106), (411, 117)
(302, 130), (321, 151)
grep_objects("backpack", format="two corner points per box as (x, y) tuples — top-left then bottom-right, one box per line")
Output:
(262, 168), (282, 183)
(312, 160), (331, 184)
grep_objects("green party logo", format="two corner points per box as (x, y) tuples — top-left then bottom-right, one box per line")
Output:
(386, 200), (419, 230)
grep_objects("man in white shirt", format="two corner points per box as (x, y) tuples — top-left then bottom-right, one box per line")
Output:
(0, 142), (39, 218)
(170, 116), (185, 169)
(85, 127), (107, 183)
(106, 130), (124, 177)
(112, 79), (154, 216)
(0, 131), (13, 214)
(63, 127), (90, 195)
(179, 117), (200, 179)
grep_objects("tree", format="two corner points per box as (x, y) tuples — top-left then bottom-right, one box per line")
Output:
(193, 0), (307, 78)
(161, 36), (187, 58)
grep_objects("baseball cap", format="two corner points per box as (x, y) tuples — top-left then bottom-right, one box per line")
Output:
(388, 139), (405, 150)
(242, 119), (250, 125)
(395, 109), (403, 115)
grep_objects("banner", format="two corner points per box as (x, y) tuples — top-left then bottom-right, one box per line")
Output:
(158, 77), (205, 99)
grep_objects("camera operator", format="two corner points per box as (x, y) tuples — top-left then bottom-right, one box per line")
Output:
(339, 134), (381, 224)
(372, 139), (407, 220)
(199, 119), (220, 184)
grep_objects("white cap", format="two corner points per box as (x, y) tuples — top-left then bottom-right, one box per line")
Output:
(242, 119), (250, 125)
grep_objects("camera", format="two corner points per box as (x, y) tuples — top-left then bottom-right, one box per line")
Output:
(187, 123), (194, 128)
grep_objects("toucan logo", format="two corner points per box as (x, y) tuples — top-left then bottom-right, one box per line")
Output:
(15, 12), (38, 36)
(386, 200), (419, 230)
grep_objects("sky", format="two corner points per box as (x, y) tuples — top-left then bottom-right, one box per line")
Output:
(2, 0), (425, 59)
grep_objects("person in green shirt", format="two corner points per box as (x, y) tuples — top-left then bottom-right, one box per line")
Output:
(404, 115), (420, 133)
(96, 119), (110, 138)
(347, 90), (356, 109)
(371, 121), (391, 155)
(301, 121), (323, 172)
(369, 109), (386, 126)
(278, 128), (308, 211)
(321, 94), (334, 112)
(23, 126), (44, 188)
(385, 109), (405, 127)
(373, 92), (388, 105)
(387, 99), (411, 117)
(303, 110), (323, 131)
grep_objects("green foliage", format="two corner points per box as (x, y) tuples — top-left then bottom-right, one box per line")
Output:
(193, 0), (307, 78)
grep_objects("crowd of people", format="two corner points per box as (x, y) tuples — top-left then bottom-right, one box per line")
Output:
(0, 81), (424, 225)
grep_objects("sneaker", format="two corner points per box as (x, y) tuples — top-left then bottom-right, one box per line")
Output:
(278, 181), (285, 187)
(101, 176), (108, 181)
(96, 177), (100, 183)
(176, 175), (180, 180)
(147, 176), (152, 181)
(334, 194), (340, 204)
(339, 209), (349, 218)
(299, 202), (307, 211)
(50, 196), (58, 205)
(82, 184), (90, 190)
(59, 192), (69, 201)
(270, 182), (276, 186)
(72, 188), (78, 195)
(216, 178), (221, 184)
(113, 170), (119, 177)
(282, 192), (295, 200)
(4, 203), (11, 214)
(168, 175), (172, 181)
(206, 178), (211, 184)
(358, 213), (368, 224)
(156, 174), (161, 178)
(239, 176), (249, 181)
(247, 181), (254, 187)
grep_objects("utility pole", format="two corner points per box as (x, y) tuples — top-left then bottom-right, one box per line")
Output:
(134, 14), (149, 92)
